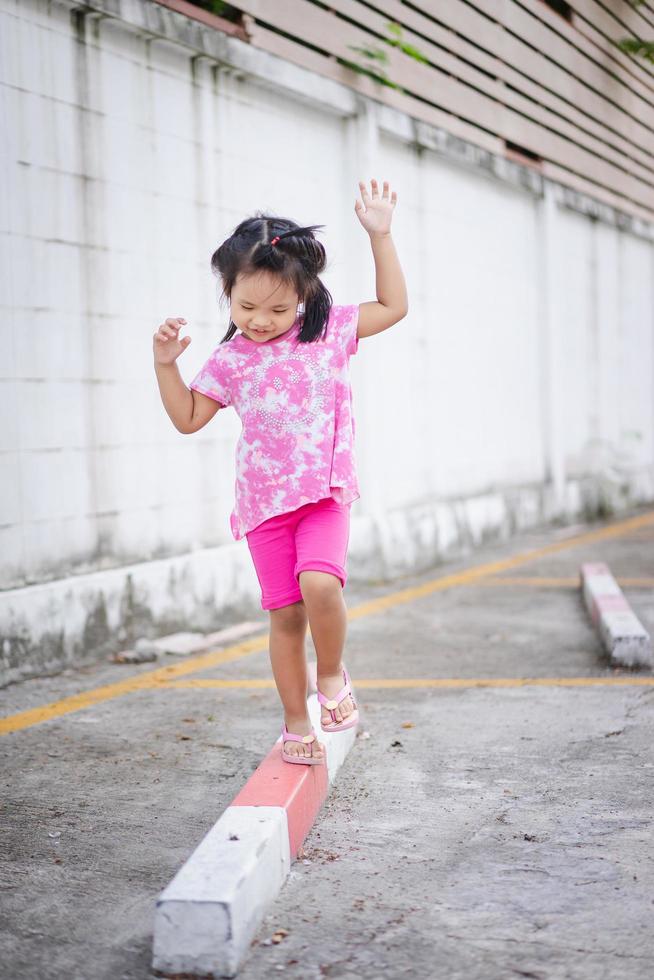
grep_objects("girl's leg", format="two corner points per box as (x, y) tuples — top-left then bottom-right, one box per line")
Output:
(269, 601), (325, 760)
(297, 572), (356, 727)
(294, 498), (355, 727)
(246, 511), (324, 760)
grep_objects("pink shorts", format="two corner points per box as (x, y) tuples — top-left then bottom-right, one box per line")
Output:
(245, 496), (351, 610)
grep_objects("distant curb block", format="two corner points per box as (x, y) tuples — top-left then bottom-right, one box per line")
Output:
(152, 663), (357, 978)
(580, 562), (652, 668)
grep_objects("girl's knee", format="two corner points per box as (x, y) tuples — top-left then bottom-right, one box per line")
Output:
(269, 600), (308, 633)
(298, 570), (343, 605)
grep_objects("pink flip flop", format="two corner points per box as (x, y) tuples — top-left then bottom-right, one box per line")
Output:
(280, 723), (325, 765)
(317, 665), (359, 733)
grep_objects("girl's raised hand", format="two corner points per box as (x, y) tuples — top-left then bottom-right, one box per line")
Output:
(153, 317), (192, 365)
(354, 178), (397, 237)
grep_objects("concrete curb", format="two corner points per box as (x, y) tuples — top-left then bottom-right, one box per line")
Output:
(151, 664), (357, 978)
(580, 562), (653, 668)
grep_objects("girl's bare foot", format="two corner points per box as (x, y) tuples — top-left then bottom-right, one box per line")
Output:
(317, 665), (356, 727)
(282, 715), (325, 760)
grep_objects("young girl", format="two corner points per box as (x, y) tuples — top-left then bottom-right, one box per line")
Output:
(153, 179), (408, 765)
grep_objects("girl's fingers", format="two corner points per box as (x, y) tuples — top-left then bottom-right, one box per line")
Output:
(164, 318), (188, 337)
(154, 317), (187, 346)
(359, 179), (396, 203)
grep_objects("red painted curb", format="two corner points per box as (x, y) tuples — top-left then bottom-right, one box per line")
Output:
(231, 741), (329, 858)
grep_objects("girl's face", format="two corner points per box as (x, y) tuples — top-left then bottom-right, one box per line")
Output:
(231, 272), (300, 343)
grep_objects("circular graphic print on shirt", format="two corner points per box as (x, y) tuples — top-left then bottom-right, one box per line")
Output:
(251, 353), (331, 432)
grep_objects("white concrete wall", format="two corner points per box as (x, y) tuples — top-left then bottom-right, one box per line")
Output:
(1, 0), (653, 685)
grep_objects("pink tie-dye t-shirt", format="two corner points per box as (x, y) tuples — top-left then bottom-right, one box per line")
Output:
(189, 303), (361, 540)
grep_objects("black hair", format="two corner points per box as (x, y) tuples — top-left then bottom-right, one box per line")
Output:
(210, 211), (333, 344)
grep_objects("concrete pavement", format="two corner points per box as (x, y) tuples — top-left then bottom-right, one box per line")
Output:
(1, 505), (653, 979)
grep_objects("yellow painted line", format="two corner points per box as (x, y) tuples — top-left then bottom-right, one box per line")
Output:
(0, 636), (269, 736)
(2, 508), (653, 735)
(477, 576), (654, 588)
(155, 677), (654, 690)
(354, 677), (654, 688)
(157, 678), (277, 689)
(347, 510), (654, 621)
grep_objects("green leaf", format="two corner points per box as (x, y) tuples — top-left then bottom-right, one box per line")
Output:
(617, 36), (654, 62)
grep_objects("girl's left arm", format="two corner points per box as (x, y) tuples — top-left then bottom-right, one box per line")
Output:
(354, 179), (409, 339)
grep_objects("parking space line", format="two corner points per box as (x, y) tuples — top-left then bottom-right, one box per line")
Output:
(476, 576), (654, 587)
(2, 508), (653, 735)
(0, 636), (270, 735)
(347, 511), (654, 621)
(156, 677), (654, 690)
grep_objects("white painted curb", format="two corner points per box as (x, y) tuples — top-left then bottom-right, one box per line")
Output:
(152, 806), (290, 978)
(152, 677), (358, 977)
(580, 562), (652, 668)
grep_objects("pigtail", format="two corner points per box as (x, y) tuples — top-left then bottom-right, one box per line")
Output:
(298, 278), (333, 343)
(220, 317), (239, 344)
(269, 223), (332, 341)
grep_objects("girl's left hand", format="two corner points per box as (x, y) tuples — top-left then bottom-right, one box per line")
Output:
(355, 179), (397, 237)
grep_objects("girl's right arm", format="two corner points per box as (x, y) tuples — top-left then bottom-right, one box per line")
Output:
(153, 317), (221, 434)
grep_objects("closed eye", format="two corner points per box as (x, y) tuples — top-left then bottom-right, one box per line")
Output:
(240, 304), (289, 312)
